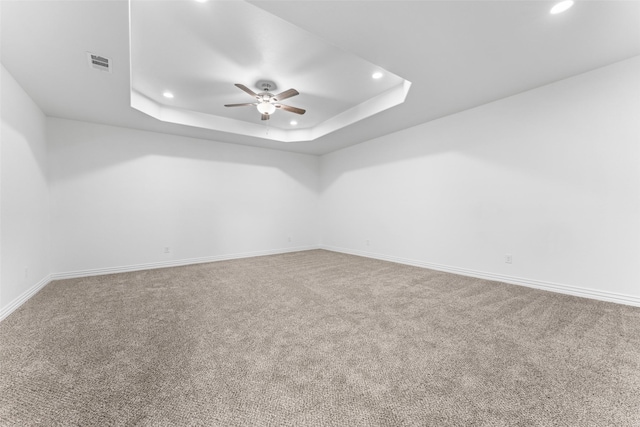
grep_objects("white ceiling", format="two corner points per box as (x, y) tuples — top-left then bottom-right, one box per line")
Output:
(2, 0), (639, 155)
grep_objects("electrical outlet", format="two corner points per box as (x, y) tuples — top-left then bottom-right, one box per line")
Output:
(24, 268), (29, 279)
(505, 254), (513, 264)
(366, 239), (370, 246)
(163, 247), (171, 254)
(287, 236), (292, 243)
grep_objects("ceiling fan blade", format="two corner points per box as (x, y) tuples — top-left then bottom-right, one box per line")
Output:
(224, 103), (258, 107)
(261, 114), (270, 121)
(275, 104), (306, 115)
(272, 89), (299, 102)
(235, 83), (259, 99)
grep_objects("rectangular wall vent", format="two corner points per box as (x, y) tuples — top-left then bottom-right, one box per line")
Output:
(86, 52), (111, 73)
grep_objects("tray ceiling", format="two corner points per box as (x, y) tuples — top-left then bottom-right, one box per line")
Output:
(129, 0), (410, 142)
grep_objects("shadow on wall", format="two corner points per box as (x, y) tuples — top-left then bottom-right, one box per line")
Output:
(1, 123), (48, 183)
(1, 72), (48, 180)
(47, 117), (319, 193)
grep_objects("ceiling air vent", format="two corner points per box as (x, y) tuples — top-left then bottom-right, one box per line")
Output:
(86, 52), (111, 73)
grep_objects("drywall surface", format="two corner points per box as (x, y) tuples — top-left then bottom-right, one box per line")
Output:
(48, 118), (320, 274)
(0, 64), (51, 314)
(320, 56), (640, 303)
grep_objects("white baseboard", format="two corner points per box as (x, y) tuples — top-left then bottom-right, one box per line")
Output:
(0, 274), (52, 322)
(321, 245), (640, 307)
(0, 246), (320, 323)
(50, 245), (321, 280)
(4, 244), (635, 323)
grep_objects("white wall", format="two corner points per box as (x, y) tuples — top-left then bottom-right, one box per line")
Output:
(48, 118), (320, 274)
(0, 64), (51, 316)
(3, 55), (638, 316)
(320, 56), (640, 304)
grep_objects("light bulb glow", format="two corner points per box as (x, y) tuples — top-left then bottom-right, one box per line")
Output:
(290, 120), (298, 126)
(550, 0), (574, 14)
(257, 102), (276, 115)
(162, 91), (174, 99)
(372, 72), (383, 79)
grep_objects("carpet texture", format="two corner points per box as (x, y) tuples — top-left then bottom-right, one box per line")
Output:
(1, 250), (639, 426)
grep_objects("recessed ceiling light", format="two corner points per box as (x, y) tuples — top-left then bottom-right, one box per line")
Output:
(194, 0), (208, 3)
(163, 91), (174, 99)
(372, 72), (383, 79)
(550, 0), (574, 14)
(290, 120), (298, 126)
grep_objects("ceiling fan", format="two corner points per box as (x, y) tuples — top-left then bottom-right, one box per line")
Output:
(224, 81), (306, 121)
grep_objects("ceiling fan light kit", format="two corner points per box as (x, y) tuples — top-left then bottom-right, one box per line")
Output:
(257, 102), (276, 115)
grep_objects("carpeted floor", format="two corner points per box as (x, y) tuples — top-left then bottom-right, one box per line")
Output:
(1, 250), (639, 426)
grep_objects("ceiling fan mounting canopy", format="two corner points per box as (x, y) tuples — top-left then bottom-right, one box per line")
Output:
(224, 82), (306, 121)
(255, 80), (277, 92)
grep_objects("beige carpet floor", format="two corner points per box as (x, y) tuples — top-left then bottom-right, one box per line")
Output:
(1, 250), (639, 426)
